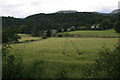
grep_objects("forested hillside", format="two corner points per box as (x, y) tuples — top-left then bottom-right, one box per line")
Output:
(2, 12), (119, 36)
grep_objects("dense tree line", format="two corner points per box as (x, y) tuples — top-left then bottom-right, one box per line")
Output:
(2, 12), (120, 38)
(2, 27), (21, 43)
(2, 16), (24, 29)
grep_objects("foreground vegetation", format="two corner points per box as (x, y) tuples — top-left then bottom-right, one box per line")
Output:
(3, 37), (116, 78)
(2, 10), (120, 78)
(2, 25), (120, 78)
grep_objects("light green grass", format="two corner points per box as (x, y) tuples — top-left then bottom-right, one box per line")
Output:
(63, 29), (119, 37)
(18, 34), (41, 42)
(11, 38), (118, 64)
(10, 37), (118, 78)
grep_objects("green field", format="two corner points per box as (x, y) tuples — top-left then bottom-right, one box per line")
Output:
(10, 37), (118, 78)
(12, 38), (118, 64)
(63, 29), (119, 37)
(18, 34), (41, 42)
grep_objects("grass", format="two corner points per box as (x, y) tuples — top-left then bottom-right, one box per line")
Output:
(18, 34), (41, 42)
(62, 29), (119, 37)
(8, 32), (119, 78)
(11, 37), (118, 64)
(10, 37), (118, 78)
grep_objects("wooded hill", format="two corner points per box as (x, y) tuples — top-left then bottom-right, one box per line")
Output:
(2, 11), (119, 34)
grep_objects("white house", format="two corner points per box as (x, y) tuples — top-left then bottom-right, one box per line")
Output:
(52, 30), (57, 33)
(91, 25), (95, 29)
(61, 29), (64, 32)
(91, 24), (99, 29)
(67, 28), (71, 31)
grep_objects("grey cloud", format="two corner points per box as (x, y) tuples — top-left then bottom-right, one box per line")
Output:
(97, 8), (114, 13)
(118, 1), (120, 9)
(30, 2), (41, 6)
(0, 0), (118, 18)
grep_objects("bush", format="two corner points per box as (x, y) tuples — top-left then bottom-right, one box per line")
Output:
(114, 21), (120, 33)
(42, 36), (47, 39)
(92, 42), (120, 78)
(2, 28), (21, 43)
(58, 34), (63, 37)
(99, 19), (113, 30)
(2, 44), (23, 78)
(30, 39), (35, 41)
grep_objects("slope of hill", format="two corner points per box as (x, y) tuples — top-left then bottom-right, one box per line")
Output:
(57, 10), (78, 13)
(2, 16), (24, 29)
(2, 12), (106, 29)
(2, 11), (119, 35)
(24, 12), (106, 30)
(111, 9), (120, 14)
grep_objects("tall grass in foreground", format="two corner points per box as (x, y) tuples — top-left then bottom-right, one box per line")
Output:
(3, 43), (120, 78)
(84, 41), (120, 78)
(2, 38), (119, 78)
(2, 44), (91, 78)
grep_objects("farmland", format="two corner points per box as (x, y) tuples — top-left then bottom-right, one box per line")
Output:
(62, 29), (119, 38)
(10, 36), (118, 78)
(18, 34), (41, 42)
(2, 8), (120, 78)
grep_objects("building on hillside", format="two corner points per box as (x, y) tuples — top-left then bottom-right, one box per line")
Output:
(91, 25), (95, 29)
(71, 26), (75, 30)
(91, 24), (99, 29)
(67, 28), (71, 31)
(61, 29), (64, 32)
(52, 30), (57, 33)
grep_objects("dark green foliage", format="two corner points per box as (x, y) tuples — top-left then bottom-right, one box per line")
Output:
(42, 36), (47, 39)
(2, 27), (21, 43)
(2, 13), (119, 36)
(58, 34), (63, 37)
(99, 19), (113, 30)
(92, 41), (120, 78)
(2, 44), (23, 78)
(46, 30), (52, 37)
(2, 44), (12, 57)
(1, 13), (107, 33)
(2, 16), (24, 29)
(114, 21), (120, 33)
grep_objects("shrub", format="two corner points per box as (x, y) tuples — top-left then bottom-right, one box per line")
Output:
(114, 21), (120, 33)
(42, 36), (47, 39)
(92, 42), (120, 78)
(2, 44), (23, 78)
(58, 34), (63, 37)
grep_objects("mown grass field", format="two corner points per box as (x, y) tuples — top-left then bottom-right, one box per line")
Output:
(63, 29), (119, 37)
(18, 34), (41, 42)
(12, 38), (118, 63)
(10, 36), (118, 78)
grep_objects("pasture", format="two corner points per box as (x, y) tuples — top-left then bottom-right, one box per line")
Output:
(18, 34), (41, 42)
(63, 29), (119, 38)
(10, 37), (118, 78)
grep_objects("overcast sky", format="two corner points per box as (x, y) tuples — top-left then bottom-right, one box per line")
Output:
(0, 0), (119, 18)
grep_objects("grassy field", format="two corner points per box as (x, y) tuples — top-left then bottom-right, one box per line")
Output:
(18, 34), (41, 42)
(10, 37), (118, 78)
(63, 29), (119, 37)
